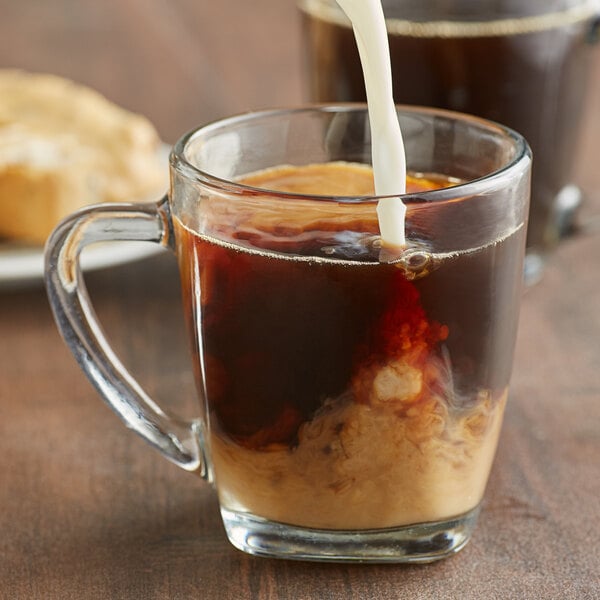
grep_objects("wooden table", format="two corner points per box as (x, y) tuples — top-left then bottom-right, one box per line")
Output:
(1, 1), (599, 598)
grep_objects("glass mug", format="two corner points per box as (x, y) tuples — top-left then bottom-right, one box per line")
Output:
(45, 106), (531, 563)
(300, 0), (600, 284)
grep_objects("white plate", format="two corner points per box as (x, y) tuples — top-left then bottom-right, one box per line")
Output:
(0, 144), (171, 291)
(0, 239), (167, 290)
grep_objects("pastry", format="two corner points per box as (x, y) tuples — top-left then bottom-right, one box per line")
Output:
(0, 70), (167, 244)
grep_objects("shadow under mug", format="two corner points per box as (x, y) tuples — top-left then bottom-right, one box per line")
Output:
(300, 0), (600, 284)
(45, 105), (531, 563)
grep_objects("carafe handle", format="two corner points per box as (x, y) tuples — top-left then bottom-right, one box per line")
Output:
(588, 8), (600, 44)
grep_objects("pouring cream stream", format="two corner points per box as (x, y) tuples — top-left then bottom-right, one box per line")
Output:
(335, 0), (407, 247)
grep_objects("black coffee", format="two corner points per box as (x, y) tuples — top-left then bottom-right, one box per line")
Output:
(301, 0), (598, 252)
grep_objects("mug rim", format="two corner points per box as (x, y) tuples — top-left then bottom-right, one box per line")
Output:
(170, 103), (531, 206)
(298, 0), (599, 38)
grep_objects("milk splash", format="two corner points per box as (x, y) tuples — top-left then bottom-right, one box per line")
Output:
(335, 0), (407, 247)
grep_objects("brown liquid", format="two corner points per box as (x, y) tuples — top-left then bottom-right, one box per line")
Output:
(175, 162), (524, 529)
(300, 0), (598, 252)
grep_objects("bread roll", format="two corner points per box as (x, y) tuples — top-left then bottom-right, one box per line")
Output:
(0, 70), (168, 244)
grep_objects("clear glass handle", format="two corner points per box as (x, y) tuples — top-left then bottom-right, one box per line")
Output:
(44, 196), (206, 475)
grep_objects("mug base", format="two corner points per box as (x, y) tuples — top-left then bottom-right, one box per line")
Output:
(221, 505), (480, 563)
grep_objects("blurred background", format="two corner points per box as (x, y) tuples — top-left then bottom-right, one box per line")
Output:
(1, 0), (597, 191)
(2, 0), (597, 232)
(0, 0), (304, 143)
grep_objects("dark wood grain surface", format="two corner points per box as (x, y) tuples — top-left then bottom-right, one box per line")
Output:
(1, 1), (599, 598)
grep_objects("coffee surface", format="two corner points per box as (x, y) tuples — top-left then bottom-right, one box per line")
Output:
(240, 161), (446, 197)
